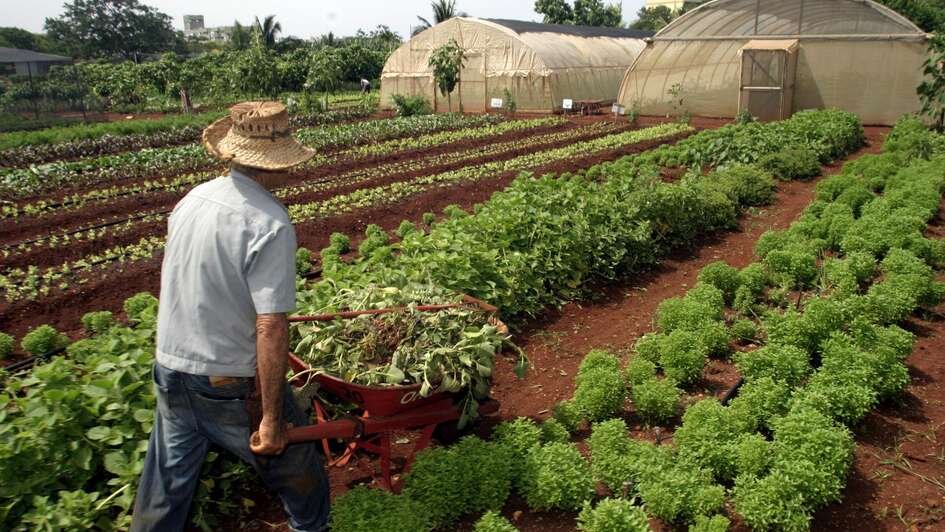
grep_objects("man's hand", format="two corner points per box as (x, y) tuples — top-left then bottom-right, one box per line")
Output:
(250, 419), (291, 455)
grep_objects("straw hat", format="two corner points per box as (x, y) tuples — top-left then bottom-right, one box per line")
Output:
(202, 101), (315, 171)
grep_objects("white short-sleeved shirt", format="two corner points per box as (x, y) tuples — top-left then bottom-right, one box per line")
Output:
(156, 168), (297, 377)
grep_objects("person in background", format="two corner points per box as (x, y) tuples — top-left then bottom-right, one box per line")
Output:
(360, 78), (371, 93)
(131, 101), (329, 532)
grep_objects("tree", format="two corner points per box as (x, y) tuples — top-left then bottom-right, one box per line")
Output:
(630, 6), (676, 31)
(307, 47), (344, 109)
(229, 21), (251, 51)
(0, 27), (58, 53)
(253, 15), (282, 48)
(918, 34), (945, 130)
(44, 0), (180, 59)
(875, 0), (945, 32)
(415, 0), (467, 34)
(428, 37), (466, 112)
(534, 0), (622, 27)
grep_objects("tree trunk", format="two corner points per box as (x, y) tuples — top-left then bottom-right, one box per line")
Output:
(179, 88), (193, 114)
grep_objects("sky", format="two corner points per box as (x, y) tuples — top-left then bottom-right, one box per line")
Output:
(0, 0), (648, 40)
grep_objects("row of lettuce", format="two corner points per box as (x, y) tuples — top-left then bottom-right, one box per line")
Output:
(329, 118), (945, 531)
(0, 108), (870, 530)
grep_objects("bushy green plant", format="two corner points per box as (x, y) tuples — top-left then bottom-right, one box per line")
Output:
(493, 417), (542, 490)
(402, 437), (513, 527)
(733, 433), (772, 479)
(540, 418), (570, 444)
(295, 247), (313, 274)
(728, 377), (791, 432)
(758, 146), (821, 181)
(577, 498), (650, 532)
(674, 399), (744, 481)
(390, 94), (432, 116)
(358, 224), (390, 259)
(395, 220), (418, 239)
(626, 356), (657, 387)
(522, 443), (594, 511)
(330, 486), (432, 532)
(473, 511), (518, 532)
(21, 325), (69, 356)
(573, 351), (627, 422)
(655, 296), (721, 333)
(734, 344), (811, 387)
(763, 246), (818, 289)
(698, 261), (741, 305)
(633, 333), (664, 363)
(0, 332), (14, 360)
(588, 419), (633, 492)
(552, 400), (583, 432)
(730, 319), (758, 342)
(659, 330), (709, 385)
(123, 292), (158, 325)
(421, 212), (436, 226)
(689, 514), (731, 532)
(636, 462), (725, 524)
(631, 378), (680, 424)
(19, 489), (102, 531)
(81, 311), (114, 336)
(712, 164), (776, 207)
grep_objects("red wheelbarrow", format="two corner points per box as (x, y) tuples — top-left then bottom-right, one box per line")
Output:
(282, 295), (506, 491)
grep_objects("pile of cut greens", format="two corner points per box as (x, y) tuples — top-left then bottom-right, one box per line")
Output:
(290, 284), (510, 424)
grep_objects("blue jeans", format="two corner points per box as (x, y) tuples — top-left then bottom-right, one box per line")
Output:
(131, 363), (330, 532)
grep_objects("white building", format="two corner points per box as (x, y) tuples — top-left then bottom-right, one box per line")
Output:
(182, 15), (234, 42)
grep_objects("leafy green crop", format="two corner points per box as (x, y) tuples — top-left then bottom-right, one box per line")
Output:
(81, 311), (115, 336)
(577, 498), (649, 532)
(0, 332), (14, 360)
(20, 324), (69, 356)
(689, 514), (731, 532)
(521, 443), (594, 511)
(330, 486), (432, 532)
(473, 511), (519, 532)
(631, 378), (681, 424)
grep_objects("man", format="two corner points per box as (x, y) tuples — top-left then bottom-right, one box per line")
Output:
(360, 78), (371, 93)
(131, 101), (329, 532)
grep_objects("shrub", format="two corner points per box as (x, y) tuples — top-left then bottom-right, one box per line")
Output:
(330, 486), (432, 532)
(626, 356), (657, 387)
(659, 330), (709, 385)
(698, 261), (741, 304)
(577, 350), (622, 381)
(632, 378), (680, 424)
(0, 332), (14, 360)
(573, 351), (627, 422)
(636, 462), (725, 524)
(689, 514), (731, 532)
(21, 325), (69, 356)
(755, 230), (788, 259)
(674, 399), (744, 481)
(739, 263), (769, 295)
(492, 418), (542, 489)
(734, 344), (811, 387)
(758, 146), (821, 181)
(80, 311), (114, 335)
(577, 498), (650, 532)
(656, 296), (721, 333)
(698, 321), (732, 358)
(713, 164), (776, 207)
(763, 246), (818, 289)
(733, 473), (810, 531)
(540, 418), (571, 444)
(588, 419), (633, 492)
(295, 247), (313, 274)
(730, 319), (758, 342)
(734, 432), (772, 479)
(552, 400), (583, 432)
(123, 292), (158, 325)
(473, 511), (518, 532)
(402, 437), (514, 527)
(522, 443), (594, 511)
(728, 377), (791, 432)
(390, 94), (432, 116)
(358, 224), (390, 258)
(633, 333), (664, 363)
(395, 220), (418, 239)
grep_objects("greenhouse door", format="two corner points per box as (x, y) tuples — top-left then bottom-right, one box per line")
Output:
(738, 40), (798, 122)
(459, 52), (486, 113)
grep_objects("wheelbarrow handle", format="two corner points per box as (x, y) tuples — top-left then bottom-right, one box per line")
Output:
(285, 418), (363, 443)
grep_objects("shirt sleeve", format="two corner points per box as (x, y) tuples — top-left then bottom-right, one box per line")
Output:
(245, 222), (297, 315)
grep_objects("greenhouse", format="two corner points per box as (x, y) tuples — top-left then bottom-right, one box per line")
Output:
(381, 17), (652, 113)
(616, 0), (930, 125)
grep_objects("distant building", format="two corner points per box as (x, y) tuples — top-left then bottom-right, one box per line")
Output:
(182, 15), (234, 42)
(0, 47), (71, 77)
(644, 0), (708, 10)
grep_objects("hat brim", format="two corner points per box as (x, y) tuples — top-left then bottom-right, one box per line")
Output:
(202, 116), (316, 171)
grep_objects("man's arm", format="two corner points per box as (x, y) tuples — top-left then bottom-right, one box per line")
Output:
(250, 312), (290, 455)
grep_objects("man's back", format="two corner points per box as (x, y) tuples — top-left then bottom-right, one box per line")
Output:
(155, 169), (297, 377)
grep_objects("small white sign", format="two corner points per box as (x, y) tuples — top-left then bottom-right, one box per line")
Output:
(612, 104), (626, 115)
(562, 98), (573, 110)
(490, 98), (504, 109)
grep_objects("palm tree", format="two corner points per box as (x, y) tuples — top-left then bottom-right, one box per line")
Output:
(253, 15), (282, 48)
(414, 0), (467, 34)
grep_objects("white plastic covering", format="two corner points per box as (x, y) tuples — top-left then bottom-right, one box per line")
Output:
(617, 0), (930, 125)
(381, 18), (649, 112)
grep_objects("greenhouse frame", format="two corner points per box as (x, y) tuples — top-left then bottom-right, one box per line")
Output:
(381, 17), (653, 113)
(616, 0), (931, 125)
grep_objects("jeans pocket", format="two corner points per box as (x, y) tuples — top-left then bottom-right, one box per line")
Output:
(152, 364), (172, 393)
(189, 392), (252, 428)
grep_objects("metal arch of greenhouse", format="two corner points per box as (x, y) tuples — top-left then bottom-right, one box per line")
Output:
(617, 0), (931, 125)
